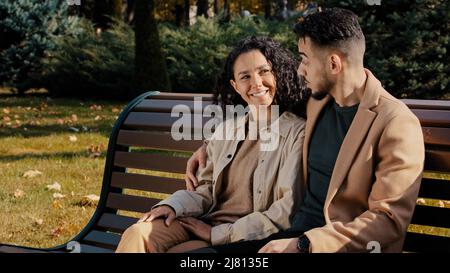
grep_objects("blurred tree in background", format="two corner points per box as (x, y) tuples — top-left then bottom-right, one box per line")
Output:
(93, 0), (122, 28)
(134, 0), (171, 93)
(0, 0), (448, 99)
(0, 0), (83, 94)
(318, 0), (449, 99)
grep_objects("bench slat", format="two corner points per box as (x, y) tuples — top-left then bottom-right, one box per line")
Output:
(83, 230), (121, 249)
(0, 245), (49, 253)
(403, 99), (450, 111)
(424, 149), (450, 172)
(410, 109), (450, 127)
(409, 205), (450, 228)
(134, 99), (213, 113)
(422, 127), (450, 147)
(418, 178), (450, 200)
(114, 151), (187, 174)
(78, 244), (114, 253)
(403, 232), (450, 252)
(96, 213), (138, 233)
(123, 112), (207, 132)
(106, 193), (161, 213)
(151, 92), (213, 101)
(117, 130), (203, 152)
(111, 172), (185, 194)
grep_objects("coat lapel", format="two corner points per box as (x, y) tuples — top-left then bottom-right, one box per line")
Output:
(323, 69), (382, 215)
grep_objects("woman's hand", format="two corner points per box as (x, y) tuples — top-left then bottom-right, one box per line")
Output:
(258, 238), (299, 253)
(137, 205), (176, 227)
(185, 143), (208, 191)
(178, 217), (212, 243)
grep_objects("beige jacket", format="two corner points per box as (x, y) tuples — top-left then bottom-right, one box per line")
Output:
(303, 69), (425, 252)
(157, 111), (306, 245)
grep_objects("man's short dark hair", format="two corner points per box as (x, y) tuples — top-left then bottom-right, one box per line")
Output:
(294, 8), (365, 48)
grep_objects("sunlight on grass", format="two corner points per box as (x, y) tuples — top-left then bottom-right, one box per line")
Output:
(0, 95), (125, 248)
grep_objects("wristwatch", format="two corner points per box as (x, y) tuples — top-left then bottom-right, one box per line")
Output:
(297, 234), (310, 253)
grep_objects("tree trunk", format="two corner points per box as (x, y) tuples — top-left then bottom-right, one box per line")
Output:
(175, 4), (183, 26)
(125, 0), (135, 24)
(263, 0), (271, 19)
(134, 0), (171, 93)
(223, 0), (230, 21)
(213, 0), (219, 16)
(184, 0), (190, 26)
(93, 0), (122, 28)
(196, 0), (209, 18)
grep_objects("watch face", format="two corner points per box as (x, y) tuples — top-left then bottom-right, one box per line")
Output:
(298, 235), (310, 253)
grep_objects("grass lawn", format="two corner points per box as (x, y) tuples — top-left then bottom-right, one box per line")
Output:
(0, 91), (126, 248)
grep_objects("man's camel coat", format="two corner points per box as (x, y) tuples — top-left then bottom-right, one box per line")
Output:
(302, 69), (424, 253)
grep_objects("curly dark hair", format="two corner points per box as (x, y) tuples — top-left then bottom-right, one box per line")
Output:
(293, 8), (364, 47)
(213, 36), (309, 118)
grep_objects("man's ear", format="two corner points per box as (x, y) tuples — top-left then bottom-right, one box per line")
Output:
(329, 54), (343, 75)
(230, 79), (238, 92)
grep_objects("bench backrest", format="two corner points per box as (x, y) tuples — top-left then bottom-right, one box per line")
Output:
(400, 99), (450, 252)
(76, 92), (450, 253)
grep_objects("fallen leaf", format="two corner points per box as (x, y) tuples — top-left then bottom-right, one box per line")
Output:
(51, 225), (65, 237)
(52, 200), (63, 209)
(53, 193), (66, 199)
(14, 114), (19, 119)
(112, 108), (120, 113)
(438, 200), (445, 208)
(94, 115), (101, 121)
(79, 194), (100, 207)
(23, 170), (43, 178)
(46, 182), (62, 192)
(2, 108), (10, 114)
(34, 218), (44, 226)
(69, 135), (78, 142)
(88, 144), (105, 158)
(3, 116), (11, 122)
(90, 104), (102, 111)
(56, 118), (65, 125)
(71, 114), (78, 122)
(13, 189), (25, 198)
(416, 198), (426, 205)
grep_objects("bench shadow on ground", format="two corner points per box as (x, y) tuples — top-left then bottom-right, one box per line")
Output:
(0, 151), (103, 163)
(0, 93), (122, 138)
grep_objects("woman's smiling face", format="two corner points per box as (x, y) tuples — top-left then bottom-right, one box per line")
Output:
(230, 50), (276, 108)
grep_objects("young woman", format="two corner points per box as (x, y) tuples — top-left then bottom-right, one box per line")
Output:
(115, 36), (309, 253)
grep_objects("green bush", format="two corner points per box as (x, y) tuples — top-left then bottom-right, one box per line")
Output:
(17, 1), (448, 99)
(0, 0), (82, 93)
(41, 19), (135, 99)
(318, 0), (449, 99)
(42, 16), (299, 98)
(159, 16), (299, 93)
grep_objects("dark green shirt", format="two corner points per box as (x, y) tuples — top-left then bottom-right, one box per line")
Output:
(291, 98), (359, 232)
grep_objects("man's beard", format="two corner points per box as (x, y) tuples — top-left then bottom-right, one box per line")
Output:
(310, 76), (334, 100)
(311, 89), (329, 100)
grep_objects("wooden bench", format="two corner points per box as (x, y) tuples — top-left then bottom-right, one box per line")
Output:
(0, 92), (449, 253)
